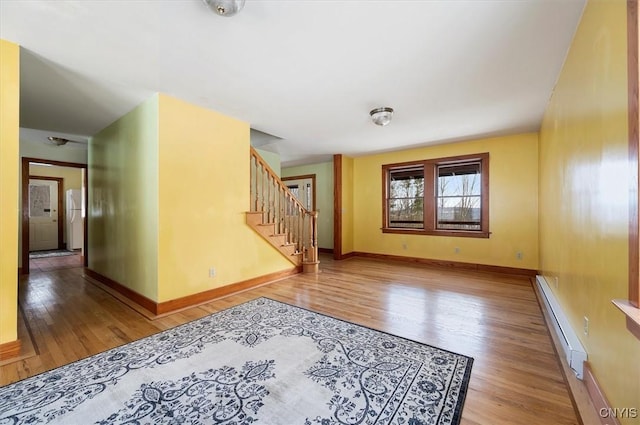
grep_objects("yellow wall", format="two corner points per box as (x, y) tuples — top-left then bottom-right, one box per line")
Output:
(282, 161), (334, 249)
(157, 94), (293, 302)
(539, 0), (639, 418)
(0, 39), (20, 345)
(341, 156), (355, 255)
(88, 94), (293, 304)
(88, 95), (160, 301)
(350, 133), (539, 269)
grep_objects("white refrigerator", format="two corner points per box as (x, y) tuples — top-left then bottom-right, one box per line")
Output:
(66, 189), (83, 251)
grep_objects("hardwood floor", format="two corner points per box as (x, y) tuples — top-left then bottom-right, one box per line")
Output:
(1, 254), (579, 424)
(28, 250), (82, 272)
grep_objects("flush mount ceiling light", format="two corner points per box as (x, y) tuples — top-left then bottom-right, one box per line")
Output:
(47, 136), (84, 147)
(47, 136), (70, 146)
(370, 107), (394, 126)
(203, 0), (245, 17)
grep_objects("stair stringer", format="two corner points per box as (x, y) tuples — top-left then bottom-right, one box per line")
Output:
(246, 211), (303, 267)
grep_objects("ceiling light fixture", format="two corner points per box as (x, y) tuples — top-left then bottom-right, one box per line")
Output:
(203, 0), (245, 17)
(370, 107), (394, 126)
(46, 136), (85, 147)
(47, 136), (70, 146)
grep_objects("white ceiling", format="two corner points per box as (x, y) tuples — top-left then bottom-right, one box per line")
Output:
(1, 0), (585, 166)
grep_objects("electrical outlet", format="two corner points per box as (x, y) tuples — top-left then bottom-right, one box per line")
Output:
(402, 243), (407, 250)
(583, 316), (589, 336)
(516, 251), (523, 260)
(454, 247), (460, 254)
(209, 267), (216, 278)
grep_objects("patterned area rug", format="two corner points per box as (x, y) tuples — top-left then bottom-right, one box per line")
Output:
(0, 298), (473, 425)
(29, 250), (76, 259)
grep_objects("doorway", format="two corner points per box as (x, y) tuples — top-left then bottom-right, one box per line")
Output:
(21, 157), (88, 274)
(28, 177), (63, 251)
(282, 174), (316, 211)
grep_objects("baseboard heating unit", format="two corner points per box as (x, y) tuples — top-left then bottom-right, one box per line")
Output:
(535, 275), (587, 379)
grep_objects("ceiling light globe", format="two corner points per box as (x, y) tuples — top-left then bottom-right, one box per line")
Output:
(203, 0), (245, 17)
(370, 107), (394, 126)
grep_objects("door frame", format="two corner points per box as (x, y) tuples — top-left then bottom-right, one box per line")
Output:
(21, 157), (88, 274)
(333, 154), (343, 260)
(28, 176), (64, 251)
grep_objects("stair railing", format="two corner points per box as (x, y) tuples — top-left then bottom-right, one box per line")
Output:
(250, 147), (318, 265)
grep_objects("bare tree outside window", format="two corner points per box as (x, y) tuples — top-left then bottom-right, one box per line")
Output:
(388, 167), (424, 229)
(436, 163), (481, 230)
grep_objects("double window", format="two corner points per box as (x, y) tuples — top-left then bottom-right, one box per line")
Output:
(382, 153), (489, 238)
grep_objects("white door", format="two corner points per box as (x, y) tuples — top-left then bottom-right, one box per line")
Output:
(285, 177), (314, 211)
(29, 179), (59, 251)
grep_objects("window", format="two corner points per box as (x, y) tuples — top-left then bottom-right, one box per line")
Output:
(388, 166), (424, 229)
(436, 161), (482, 231)
(383, 153), (489, 238)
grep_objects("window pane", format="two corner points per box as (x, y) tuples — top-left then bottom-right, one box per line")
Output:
(29, 184), (51, 218)
(436, 161), (481, 230)
(437, 162), (481, 197)
(388, 166), (424, 228)
(306, 183), (312, 210)
(436, 196), (481, 230)
(389, 199), (424, 228)
(287, 184), (299, 198)
(390, 168), (424, 197)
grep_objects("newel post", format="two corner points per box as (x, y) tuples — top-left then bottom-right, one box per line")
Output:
(302, 211), (320, 273)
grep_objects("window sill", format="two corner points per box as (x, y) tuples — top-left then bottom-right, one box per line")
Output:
(381, 228), (490, 239)
(612, 299), (640, 340)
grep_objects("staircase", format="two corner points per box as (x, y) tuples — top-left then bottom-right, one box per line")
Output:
(247, 147), (319, 273)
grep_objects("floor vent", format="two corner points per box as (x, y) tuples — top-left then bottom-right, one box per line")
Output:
(536, 275), (587, 379)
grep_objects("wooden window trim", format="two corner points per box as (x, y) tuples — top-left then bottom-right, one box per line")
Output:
(382, 153), (490, 239)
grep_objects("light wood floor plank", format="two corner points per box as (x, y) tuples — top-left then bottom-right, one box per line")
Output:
(0, 254), (579, 424)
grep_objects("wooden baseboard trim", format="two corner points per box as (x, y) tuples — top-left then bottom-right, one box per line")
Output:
(584, 363), (622, 425)
(0, 304), (38, 366)
(156, 267), (300, 315)
(335, 252), (357, 260)
(84, 269), (158, 314)
(318, 248), (334, 254)
(0, 339), (22, 361)
(84, 267), (300, 318)
(351, 251), (537, 277)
